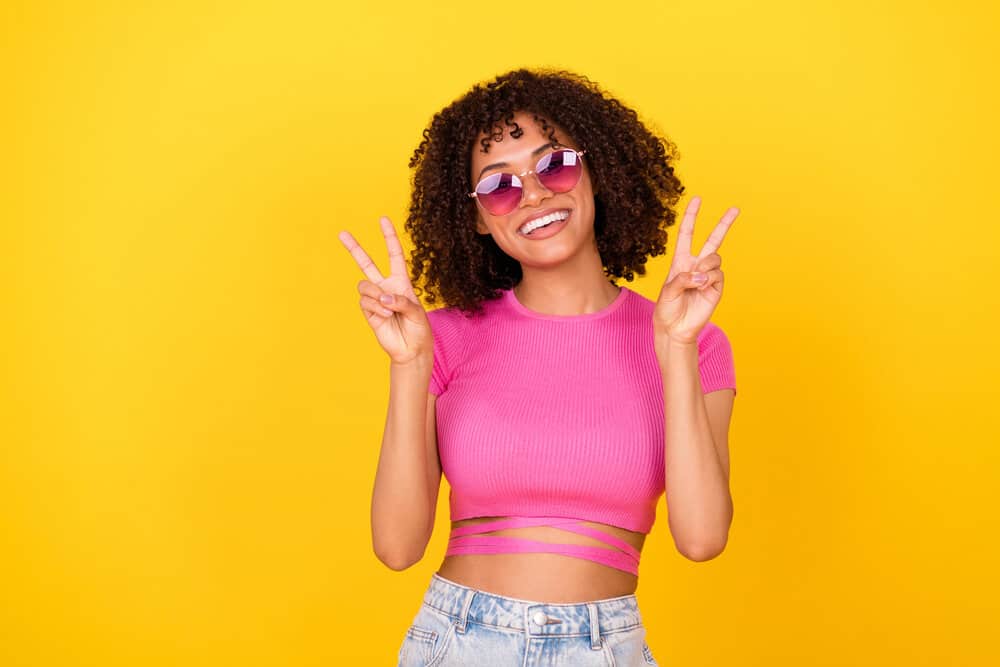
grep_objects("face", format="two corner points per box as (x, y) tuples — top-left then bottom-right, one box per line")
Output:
(469, 111), (597, 269)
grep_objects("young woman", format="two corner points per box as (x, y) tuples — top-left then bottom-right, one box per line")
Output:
(339, 68), (739, 666)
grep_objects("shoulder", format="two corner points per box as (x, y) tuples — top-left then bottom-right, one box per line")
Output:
(425, 297), (500, 351)
(424, 297), (502, 396)
(696, 320), (729, 347)
(426, 303), (465, 328)
(426, 291), (508, 328)
(426, 300), (492, 332)
(426, 305), (469, 345)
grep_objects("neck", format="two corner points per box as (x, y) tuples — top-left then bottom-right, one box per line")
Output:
(514, 247), (621, 316)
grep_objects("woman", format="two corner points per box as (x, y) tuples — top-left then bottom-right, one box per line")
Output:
(338, 68), (739, 666)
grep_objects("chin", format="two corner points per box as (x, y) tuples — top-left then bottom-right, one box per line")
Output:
(514, 245), (589, 269)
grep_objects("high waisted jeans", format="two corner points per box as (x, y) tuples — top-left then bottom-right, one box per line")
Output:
(397, 572), (659, 666)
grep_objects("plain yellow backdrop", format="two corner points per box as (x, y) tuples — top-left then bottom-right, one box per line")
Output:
(4, 1), (999, 664)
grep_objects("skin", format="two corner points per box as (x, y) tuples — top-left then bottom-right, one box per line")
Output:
(469, 114), (618, 317)
(338, 111), (739, 603)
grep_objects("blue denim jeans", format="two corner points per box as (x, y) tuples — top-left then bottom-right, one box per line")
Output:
(397, 572), (659, 666)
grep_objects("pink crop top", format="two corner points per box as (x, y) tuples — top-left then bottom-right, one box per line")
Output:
(426, 285), (736, 575)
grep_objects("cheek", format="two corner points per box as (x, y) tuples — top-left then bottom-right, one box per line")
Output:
(579, 188), (595, 208)
(576, 192), (597, 222)
(478, 213), (503, 235)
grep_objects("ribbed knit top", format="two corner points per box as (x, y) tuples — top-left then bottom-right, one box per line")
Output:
(426, 285), (736, 573)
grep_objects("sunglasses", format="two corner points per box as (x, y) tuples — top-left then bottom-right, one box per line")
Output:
(468, 147), (588, 216)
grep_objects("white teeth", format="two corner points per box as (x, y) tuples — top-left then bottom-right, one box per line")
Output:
(520, 210), (570, 235)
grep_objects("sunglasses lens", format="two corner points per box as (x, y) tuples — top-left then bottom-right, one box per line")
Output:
(476, 172), (522, 215)
(536, 149), (583, 193)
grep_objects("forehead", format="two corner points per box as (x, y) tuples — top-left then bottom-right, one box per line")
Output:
(470, 112), (576, 171)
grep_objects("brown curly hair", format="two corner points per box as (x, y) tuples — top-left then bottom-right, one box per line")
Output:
(405, 67), (685, 316)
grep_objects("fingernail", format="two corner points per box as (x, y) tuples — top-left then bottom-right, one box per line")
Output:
(692, 273), (707, 284)
(379, 294), (393, 304)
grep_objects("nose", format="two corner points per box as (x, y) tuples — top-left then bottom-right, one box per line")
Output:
(519, 171), (554, 208)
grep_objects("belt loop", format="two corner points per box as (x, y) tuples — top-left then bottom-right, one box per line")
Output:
(456, 589), (476, 634)
(587, 603), (601, 650)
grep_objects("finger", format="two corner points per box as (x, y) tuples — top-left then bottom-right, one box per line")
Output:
(694, 269), (724, 290)
(377, 292), (423, 322)
(357, 279), (384, 300)
(695, 253), (722, 272)
(659, 273), (689, 303)
(360, 295), (394, 318)
(338, 229), (386, 283)
(379, 216), (409, 280)
(674, 196), (701, 259)
(361, 307), (387, 328)
(697, 207), (739, 260)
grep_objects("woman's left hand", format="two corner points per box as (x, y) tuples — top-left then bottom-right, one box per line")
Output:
(654, 196), (739, 346)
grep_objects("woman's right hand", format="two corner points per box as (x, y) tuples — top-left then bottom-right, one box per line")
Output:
(338, 216), (433, 366)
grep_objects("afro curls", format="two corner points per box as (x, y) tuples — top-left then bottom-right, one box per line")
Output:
(405, 67), (685, 316)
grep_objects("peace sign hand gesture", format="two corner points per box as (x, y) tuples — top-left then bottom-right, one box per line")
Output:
(338, 216), (433, 365)
(654, 197), (740, 346)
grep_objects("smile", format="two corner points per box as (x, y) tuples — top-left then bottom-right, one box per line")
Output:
(518, 209), (571, 237)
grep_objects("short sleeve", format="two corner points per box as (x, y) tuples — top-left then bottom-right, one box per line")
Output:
(426, 307), (464, 396)
(696, 321), (737, 395)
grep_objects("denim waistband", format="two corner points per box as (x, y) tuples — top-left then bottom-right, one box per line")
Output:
(423, 572), (643, 638)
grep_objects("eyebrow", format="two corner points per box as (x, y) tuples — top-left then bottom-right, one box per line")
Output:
(477, 142), (558, 181)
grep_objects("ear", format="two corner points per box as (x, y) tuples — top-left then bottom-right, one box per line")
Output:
(475, 214), (490, 235)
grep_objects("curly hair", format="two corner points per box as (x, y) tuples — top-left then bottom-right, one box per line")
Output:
(405, 67), (684, 316)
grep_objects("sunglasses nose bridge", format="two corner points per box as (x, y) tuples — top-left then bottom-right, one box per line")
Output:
(518, 169), (555, 207)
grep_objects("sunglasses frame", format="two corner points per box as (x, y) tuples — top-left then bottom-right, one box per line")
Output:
(467, 147), (588, 215)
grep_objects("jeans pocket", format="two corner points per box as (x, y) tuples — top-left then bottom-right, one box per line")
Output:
(398, 625), (436, 666)
(641, 641), (658, 666)
(604, 624), (660, 667)
(397, 604), (457, 667)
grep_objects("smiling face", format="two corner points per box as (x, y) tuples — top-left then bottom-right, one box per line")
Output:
(470, 111), (598, 270)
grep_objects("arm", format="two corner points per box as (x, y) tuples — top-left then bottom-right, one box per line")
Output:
(337, 216), (441, 572)
(370, 356), (442, 570)
(658, 338), (735, 561)
(650, 195), (740, 561)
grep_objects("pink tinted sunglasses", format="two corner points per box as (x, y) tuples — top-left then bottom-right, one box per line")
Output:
(468, 147), (587, 216)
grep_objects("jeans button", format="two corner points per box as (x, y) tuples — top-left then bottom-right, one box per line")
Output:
(532, 611), (548, 626)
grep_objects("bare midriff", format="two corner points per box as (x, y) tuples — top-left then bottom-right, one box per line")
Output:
(436, 516), (647, 603)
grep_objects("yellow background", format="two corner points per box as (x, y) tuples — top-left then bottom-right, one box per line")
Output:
(4, 1), (998, 664)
